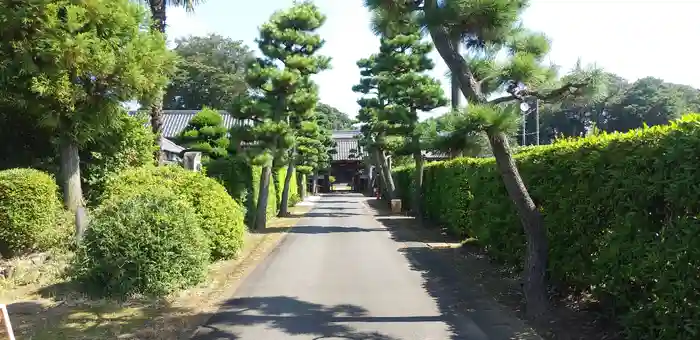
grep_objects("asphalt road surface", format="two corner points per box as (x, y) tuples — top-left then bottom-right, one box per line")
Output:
(190, 193), (527, 340)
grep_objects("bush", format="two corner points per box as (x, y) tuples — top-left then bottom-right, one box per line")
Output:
(72, 189), (209, 297)
(81, 112), (157, 205)
(394, 114), (700, 339)
(0, 168), (70, 257)
(102, 166), (245, 260)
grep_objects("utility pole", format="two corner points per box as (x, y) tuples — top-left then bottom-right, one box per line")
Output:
(535, 98), (540, 145)
(520, 102), (528, 146)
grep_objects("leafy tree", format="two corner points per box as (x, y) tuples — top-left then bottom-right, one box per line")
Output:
(539, 74), (700, 142)
(372, 26), (447, 216)
(81, 112), (158, 205)
(164, 34), (253, 110)
(602, 77), (698, 132)
(234, 1), (329, 228)
(0, 0), (175, 229)
(139, 0), (204, 164)
(316, 103), (354, 130)
(176, 107), (229, 160)
(366, 0), (601, 317)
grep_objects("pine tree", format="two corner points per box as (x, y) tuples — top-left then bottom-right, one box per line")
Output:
(373, 26), (447, 216)
(176, 107), (229, 160)
(234, 1), (329, 228)
(352, 55), (397, 199)
(365, 0), (602, 317)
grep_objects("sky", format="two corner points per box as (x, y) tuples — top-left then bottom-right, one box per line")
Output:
(164, 0), (700, 120)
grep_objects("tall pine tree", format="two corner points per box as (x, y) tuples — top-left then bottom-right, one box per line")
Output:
(234, 1), (329, 228)
(373, 27), (447, 216)
(352, 55), (397, 199)
(365, 0), (601, 317)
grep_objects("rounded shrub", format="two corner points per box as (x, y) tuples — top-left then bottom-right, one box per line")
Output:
(72, 188), (209, 297)
(101, 165), (246, 260)
(0, 168), (70, 257)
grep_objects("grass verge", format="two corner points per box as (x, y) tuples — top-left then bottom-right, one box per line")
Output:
(0, 203), (315, 340)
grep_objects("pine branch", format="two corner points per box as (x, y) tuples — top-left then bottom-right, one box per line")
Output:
(488, 79), (592, 105)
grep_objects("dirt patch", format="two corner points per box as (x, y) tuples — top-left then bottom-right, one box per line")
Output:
(365, 198), (620, 340)
(0, 204), (314, 340)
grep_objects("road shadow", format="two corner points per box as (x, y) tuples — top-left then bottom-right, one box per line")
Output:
(319, 193), (363, 198)
(289, 225), (386, 234)
(315, 200), (354, 204)
(303, 212), (362, 218)
(314, 206), (357, 211)
(366, 198), (620, 340)
(367, 199), (461, 244)
(191, 296), (404, 340)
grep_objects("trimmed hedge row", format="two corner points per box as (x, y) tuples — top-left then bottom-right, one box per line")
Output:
(101, 166), (246, 260)
(0, 168), (71, 257)
(394, 114), (700, 339)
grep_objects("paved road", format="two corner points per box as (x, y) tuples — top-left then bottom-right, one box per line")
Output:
(190, 193), (527, 340)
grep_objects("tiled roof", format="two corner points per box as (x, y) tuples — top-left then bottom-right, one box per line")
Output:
(131, 112), (369, 162)
(331, 130), (363, 161)
(159, 137), (185, 154)
(333, 138), (363, 161)
(332, 130), (362, 139)
(128, 110), (251, 138)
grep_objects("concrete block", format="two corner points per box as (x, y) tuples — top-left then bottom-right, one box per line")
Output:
(390, 199), (402, 213)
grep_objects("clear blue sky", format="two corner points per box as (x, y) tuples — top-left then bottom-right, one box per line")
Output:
(164, 0), (700, 119)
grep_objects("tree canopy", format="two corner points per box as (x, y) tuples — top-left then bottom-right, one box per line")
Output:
(0, 0), (175, 213)
(164, 34), (253, 110)
(316, 103), (354, 130)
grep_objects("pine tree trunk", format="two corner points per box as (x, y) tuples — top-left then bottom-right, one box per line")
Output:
(377, 150), (396, 200)
(59, 138), (85, 240)
(60, 139), (83, 212)
(150, 98), (165, 165)
(412, 137), (424, 217)
(148, 0), (167, 32)
(297, 172), (305, 201)
(487, 130), (549, 317)
(312, 172), (319, 195)
(254, 165), (272, 230)
(279, 160), (295, 216)
(147, 1), (167, 165)
(451, 34), (461, 110)
(373, 150), (387, 196)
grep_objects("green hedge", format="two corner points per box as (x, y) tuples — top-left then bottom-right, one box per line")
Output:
(73, 188), (209, 297)
(0, 168), (70, 257)
(102, 166), (245, 260)
(394, 114), (700, 339)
